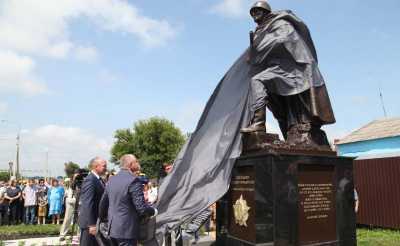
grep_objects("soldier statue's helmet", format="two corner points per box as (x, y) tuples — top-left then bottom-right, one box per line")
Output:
(250, 1), (272, 16)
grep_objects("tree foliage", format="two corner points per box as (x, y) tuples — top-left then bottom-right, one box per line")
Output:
(111, 117), (186, 178)
(64, 161), (80, 178)
(0, 171), (10, 182)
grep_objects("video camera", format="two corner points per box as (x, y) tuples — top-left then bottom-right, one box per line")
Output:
(70, 168), (89, 238)
(72, 168), (89, 190)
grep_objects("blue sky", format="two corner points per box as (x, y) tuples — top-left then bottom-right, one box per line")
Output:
(0, 0), (399, 176)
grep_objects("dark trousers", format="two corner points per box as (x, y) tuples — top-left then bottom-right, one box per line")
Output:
(80, 228), (99, 246)
(8, 202), (18, 225)
(17, 200), (24, 223)
(110, 238), (137, 246)
(0, 204), (7, 225)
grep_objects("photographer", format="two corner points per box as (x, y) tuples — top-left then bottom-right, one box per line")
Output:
(59, 177), (76, 241)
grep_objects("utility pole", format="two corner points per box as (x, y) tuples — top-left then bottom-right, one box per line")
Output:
(45, 149), (49, 180)
(1, 120), (21, 179)
(8, 161), (14, 178)
(16, 132), (20, 179)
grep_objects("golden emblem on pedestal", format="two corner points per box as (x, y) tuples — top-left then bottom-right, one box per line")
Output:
(233, 194), (251, 227)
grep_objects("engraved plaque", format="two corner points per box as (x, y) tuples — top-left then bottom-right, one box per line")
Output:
(298, 164), (337, 245)
(229, 166), (256, 243)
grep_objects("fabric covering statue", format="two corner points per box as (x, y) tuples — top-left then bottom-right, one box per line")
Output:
(241, 1), (335, 148)
(152, 2), (335, 245)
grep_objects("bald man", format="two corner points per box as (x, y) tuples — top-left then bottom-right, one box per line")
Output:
(99, 154), (157, 246)
(78, 157), (107, 246)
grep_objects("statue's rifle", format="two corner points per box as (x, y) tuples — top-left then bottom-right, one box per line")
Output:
(247, 31), (255, 63)
(249, 31), (254, 49)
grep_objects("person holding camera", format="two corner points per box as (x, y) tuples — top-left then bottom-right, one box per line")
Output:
(78, 157), (107, 246)
(99, 154), (157, 246)
(59, 178), (76, 241)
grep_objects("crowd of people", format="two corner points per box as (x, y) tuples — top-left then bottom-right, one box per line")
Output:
(0, 156), (214, 246)
(0, 169), (160, 229)
(0, 177), (69, 226)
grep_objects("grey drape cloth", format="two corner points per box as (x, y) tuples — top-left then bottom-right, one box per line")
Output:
(154, 51), (252, 245)
(153, 10), (333, 246)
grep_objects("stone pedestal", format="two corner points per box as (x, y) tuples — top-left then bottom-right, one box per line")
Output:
(216, 152), (356, 246)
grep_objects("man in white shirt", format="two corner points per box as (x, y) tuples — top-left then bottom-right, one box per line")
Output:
(22, 179), (37, 224)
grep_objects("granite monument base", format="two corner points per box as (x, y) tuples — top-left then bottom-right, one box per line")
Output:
(216, 152), (356, 246)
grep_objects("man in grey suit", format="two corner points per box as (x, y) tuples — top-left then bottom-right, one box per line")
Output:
(99, 154), (157, 246)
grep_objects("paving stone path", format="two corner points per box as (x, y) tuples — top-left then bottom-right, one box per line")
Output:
(4, 236), (79, 246)
(4, 235), (214, 246)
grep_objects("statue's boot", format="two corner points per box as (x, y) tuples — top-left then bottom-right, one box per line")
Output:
(240, 108), (266, 133)
(286, 123), (331, 150)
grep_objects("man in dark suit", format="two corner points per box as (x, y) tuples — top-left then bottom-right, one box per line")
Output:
(78, 157), (107, 246)
(99, 154), (157, 246)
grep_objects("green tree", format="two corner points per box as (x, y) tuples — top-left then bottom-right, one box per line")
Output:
(111, 117), (186, 178)
(0, 171), (10, 182)
(64, 161), (80, 178)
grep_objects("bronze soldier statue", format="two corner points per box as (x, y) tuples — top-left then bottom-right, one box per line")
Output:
(241, 1), (335, 148)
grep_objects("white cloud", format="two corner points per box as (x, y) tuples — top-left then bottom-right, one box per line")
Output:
(84, 0), (177, 47)
(0, 51), (48, 96)
(0, 0), (177, 96)
(0, 124), (112, 177)
(30, 125), (110, 152)
(0, 0), (177, 59)
(210, 0), (253, 18)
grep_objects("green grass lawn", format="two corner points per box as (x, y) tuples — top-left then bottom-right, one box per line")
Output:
(1, 226), (400, 245)
(357, 228), (400, 246)
(0, 224), (61, 241)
